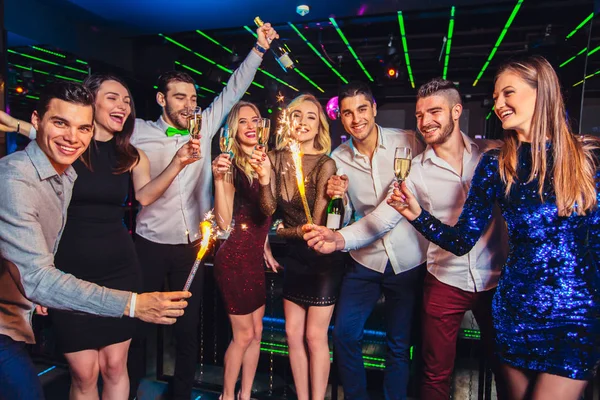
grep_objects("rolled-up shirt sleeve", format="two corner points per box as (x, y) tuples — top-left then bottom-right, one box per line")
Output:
(0, 175), (130, 317)
(339, 180), (407, 251)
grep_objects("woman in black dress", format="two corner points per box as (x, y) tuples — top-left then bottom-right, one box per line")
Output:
(251, 94), (345, 400)
(12, 75), (198, 399)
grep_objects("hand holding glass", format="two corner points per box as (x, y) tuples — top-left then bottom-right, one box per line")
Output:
(257, 118), (271, 147)
(393, 147), (412, 208)
(188, 106), (202, 159)
(219, 127), (234, 180)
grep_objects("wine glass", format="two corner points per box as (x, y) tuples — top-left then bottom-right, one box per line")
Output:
(393, 147), (412, 208)
(257, 118), (271, 148)
(188, 106), (202, 159)
(219, 126), (234, 181)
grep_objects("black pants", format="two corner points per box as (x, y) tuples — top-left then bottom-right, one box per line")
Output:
(128, 234), (204, 400)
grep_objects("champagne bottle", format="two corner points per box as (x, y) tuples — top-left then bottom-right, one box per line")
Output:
(326, 195), (344, 230)
(254, 16), (295, 71)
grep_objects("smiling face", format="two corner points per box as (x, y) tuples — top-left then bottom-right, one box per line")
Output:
(157, 80), (198, 130)
(93, 80), (131, 134)
(32, 98), (94, 174)
(415, 94), (460, 146)
(290, 100), (320, 145)
(235, 105), (260, 148)
(339, 94), (377, 143)
(493, 70), (537, 139)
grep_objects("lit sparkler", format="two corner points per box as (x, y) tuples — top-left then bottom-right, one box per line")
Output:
(288, 140), (313, 225)
(183, 211), (218, 291)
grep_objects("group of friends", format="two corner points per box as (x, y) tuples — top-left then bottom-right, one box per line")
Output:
(0, 18), (599, 400)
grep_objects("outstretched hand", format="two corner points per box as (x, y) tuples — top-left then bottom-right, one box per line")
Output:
(387, 181), (422, 221)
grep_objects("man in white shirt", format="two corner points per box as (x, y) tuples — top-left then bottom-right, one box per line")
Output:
(128, 24), (278, 400)
(304, 78), (508, 399)
(309, 81), (427, 400)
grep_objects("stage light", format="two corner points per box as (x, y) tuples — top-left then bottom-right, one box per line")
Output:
(387, 67), (398, 78)
(15, 86), (25, 94)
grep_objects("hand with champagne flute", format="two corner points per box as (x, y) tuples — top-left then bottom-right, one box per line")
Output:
(387, 181), (422, 220)
(249, 144), (272, 185)
(187, 106), (202, 159)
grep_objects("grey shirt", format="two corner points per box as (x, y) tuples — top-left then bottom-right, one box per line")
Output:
(0, 141), (130, 344)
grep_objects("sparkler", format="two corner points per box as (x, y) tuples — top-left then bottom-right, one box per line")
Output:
(183, 211), (218, 291)
(288, 139), (313, 225)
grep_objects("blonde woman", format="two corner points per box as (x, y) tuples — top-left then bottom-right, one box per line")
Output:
(251, 94), (345, 400)
(390, 56), (600, 400)
(212, 101), (275, 400)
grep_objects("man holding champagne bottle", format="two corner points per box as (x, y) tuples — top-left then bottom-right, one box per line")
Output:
(127, 23), (278, 400)
(304, 78), (508, 400)
(304, 81), (427, 400)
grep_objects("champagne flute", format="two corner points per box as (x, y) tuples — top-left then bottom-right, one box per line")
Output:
(219, 126), (234, 181)
(393, 147), (412, 208)
(188, 106), (202, 159)
(257, 118), (271, 148)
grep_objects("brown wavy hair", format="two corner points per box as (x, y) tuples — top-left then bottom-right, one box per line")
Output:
(81, 74), (140, 174)
(226, 101), (262, 183)
(495, 56), (599, 216)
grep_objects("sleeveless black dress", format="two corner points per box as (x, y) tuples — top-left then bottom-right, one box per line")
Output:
(50, 138), (141, 353)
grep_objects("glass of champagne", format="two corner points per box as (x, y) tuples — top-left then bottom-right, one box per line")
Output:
(188, 106), (202, 159)
(257, 118), (271, 148)
(393, 147), (412, 208)
(219, 126), (234, 181)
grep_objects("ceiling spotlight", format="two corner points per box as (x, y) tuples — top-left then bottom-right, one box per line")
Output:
(387, 67), (398, 79)
(297, 5), (310, 16)
(15, 86), (25, 94)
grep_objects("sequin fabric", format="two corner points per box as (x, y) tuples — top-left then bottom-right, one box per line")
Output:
(213, 167), (271, 315)
(259, 151), (345, 306)
(411, 143), (600, 379)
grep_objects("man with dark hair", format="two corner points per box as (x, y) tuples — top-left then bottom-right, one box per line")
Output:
(304, 80), (427, 400)
(127, 23), (278, 399)
(0, 82), (190, 400)
(305, 77), (507, 399)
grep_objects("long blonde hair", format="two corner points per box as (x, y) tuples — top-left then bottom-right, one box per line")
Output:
(495, 56), (599, 216)
(276, 93), (331, 154)
(226, 101), (262, 183)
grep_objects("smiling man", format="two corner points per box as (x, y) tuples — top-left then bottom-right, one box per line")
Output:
(322, 81), (426, 400)
(0, 82), (190, 400)
(127, 23), (278, 400)
(304, 78), (508, 400)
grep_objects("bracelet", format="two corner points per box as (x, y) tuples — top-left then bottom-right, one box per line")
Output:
(129, 293), (137, 318)
(16, 121), (20, 134)
(254, 43), (267, 54)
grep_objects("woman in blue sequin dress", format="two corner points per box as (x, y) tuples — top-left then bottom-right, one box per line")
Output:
(390, 56), (600, 399)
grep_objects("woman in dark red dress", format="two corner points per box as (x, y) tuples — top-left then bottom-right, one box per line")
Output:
(212, 101), (274, 400)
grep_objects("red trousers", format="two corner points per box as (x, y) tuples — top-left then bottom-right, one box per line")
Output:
(420, 272), (505, 400)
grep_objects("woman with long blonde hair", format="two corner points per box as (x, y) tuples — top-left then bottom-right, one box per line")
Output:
(390, 56), (600, 399)
(250, 94), (345, 400)
(212, 101), (276, 400)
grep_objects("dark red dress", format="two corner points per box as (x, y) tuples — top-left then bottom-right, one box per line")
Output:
(213, 167), (272, 315)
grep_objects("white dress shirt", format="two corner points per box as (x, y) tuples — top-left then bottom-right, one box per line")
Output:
(331, 125), (428, 274)
(131, 50), (262, 245)
(341, 133), (508, 291)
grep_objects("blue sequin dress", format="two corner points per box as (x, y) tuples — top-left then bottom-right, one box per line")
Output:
(410, 143), (600, 379)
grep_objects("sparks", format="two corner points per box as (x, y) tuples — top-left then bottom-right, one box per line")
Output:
(288, 140), (313, 225)
(183, 212), (218, 291)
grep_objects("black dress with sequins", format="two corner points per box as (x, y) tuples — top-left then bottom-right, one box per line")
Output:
(409, 143), (600, 379)
(213, 167), (272, 315)
(259, 151), (345, 307)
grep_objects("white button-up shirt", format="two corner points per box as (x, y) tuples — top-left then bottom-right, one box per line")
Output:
(331, 125), (428, 274)
(131, 50), (262, 245)
(342, 133), (508, 291)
